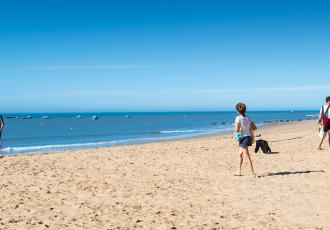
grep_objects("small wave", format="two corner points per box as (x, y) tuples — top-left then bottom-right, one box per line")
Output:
(1, 142), (112, 153)
(305, 114), (318, 117)
(0, 128), (233, 154)
(160, 129), (208, 134)
(0, 137), (161, 154)
(2, 133), (210, 154)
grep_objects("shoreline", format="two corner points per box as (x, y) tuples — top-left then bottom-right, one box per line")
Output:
(0, 119), (313, 157)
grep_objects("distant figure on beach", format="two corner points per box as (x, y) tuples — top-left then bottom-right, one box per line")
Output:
(318, 96), (330, 150)
(234, 103), (257, 177)
(0, 114), (4, 148)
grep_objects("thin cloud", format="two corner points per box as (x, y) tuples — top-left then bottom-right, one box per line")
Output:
(59, 90), (136, 96)
(30, 63), (216, 70)
(2, 85), (327, 100)
(261, 71), (320, 76)
(5, 90), (136, 98)
(234, 85), (330, 92)
(160, 85), (330, 94)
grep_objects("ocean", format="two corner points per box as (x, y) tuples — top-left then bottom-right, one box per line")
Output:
(0, 111), (318, 155)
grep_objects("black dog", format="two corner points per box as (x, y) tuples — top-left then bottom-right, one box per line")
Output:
(255, 139), (272, 154)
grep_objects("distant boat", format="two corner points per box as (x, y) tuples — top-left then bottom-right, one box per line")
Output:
(5, 115), (14, 118)
(21, 115), (32, 119)
(92, 115), (99, 120)
(42, 115), (50, 119)
(124, 115), (131, 118)
(76, 115), (84, 118)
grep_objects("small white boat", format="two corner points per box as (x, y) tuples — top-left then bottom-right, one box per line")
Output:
(76, 115), (84, 118)
(22, 115), (32, 119)
(124, 115), (131, 118)
(42, 115), (50, 119)
(92, 115), (99, 120)
(5, 115), (14, 119)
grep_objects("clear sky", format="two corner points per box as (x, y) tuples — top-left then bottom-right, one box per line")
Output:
(0, 0), (329, 112)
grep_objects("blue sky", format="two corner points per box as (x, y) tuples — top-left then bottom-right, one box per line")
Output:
(0, 0), (329, 112)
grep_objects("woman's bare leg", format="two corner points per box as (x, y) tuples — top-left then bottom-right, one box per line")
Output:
(318, 135), (326, 150)
(236, 148), (244, 176)
(239, 151), (243, 175)
(243, 147), (255, 177)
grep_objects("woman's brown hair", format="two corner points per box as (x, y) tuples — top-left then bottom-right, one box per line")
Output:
(236, 103), (246, 116)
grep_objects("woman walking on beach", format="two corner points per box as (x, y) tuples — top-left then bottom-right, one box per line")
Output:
(234, 103), (257, 177)
(318, 96), (330, 150)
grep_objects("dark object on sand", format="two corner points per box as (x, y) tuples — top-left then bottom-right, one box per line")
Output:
(255, 139), (272, 154)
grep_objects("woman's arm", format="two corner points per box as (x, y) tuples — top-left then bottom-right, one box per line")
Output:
(250, 122), (257, 131)
(234, 121), (240, 132)
(319, 108), (323, 124)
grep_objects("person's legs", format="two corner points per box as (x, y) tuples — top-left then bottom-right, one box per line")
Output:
(318, 130), (326, 150)
(239, 148), (243, 175)
(236, 147), (244, 176)
(242, 147), (255, 177)
(318, 138), (325, 150)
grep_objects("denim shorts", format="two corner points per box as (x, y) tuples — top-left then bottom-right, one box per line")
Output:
(239, 136), (252, 148)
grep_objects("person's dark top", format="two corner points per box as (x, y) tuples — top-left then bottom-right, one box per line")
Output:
(0, 115), (4, 130)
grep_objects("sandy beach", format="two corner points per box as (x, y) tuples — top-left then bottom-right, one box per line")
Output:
(0, 120), (329, 229)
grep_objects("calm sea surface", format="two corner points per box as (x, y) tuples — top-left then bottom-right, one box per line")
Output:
(0, 111), (318, 154)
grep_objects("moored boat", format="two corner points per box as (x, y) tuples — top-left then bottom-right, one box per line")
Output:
(21, 115), (32, 119)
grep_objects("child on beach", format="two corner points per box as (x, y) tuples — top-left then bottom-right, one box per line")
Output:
(234, 103), (257, 177)
(318, 96), (330, 150)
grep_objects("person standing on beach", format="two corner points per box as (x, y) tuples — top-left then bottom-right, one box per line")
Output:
(234, 103), (257, 177)
(0, 114), (4, 148)
(318, 96), (330, 150)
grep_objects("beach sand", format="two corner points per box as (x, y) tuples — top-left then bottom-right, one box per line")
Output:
(1, 120), (330, 229)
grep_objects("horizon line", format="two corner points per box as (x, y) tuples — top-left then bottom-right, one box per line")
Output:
(1, 109), (319, 114)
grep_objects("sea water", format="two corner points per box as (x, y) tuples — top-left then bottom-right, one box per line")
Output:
(0, 111), (318, 154)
